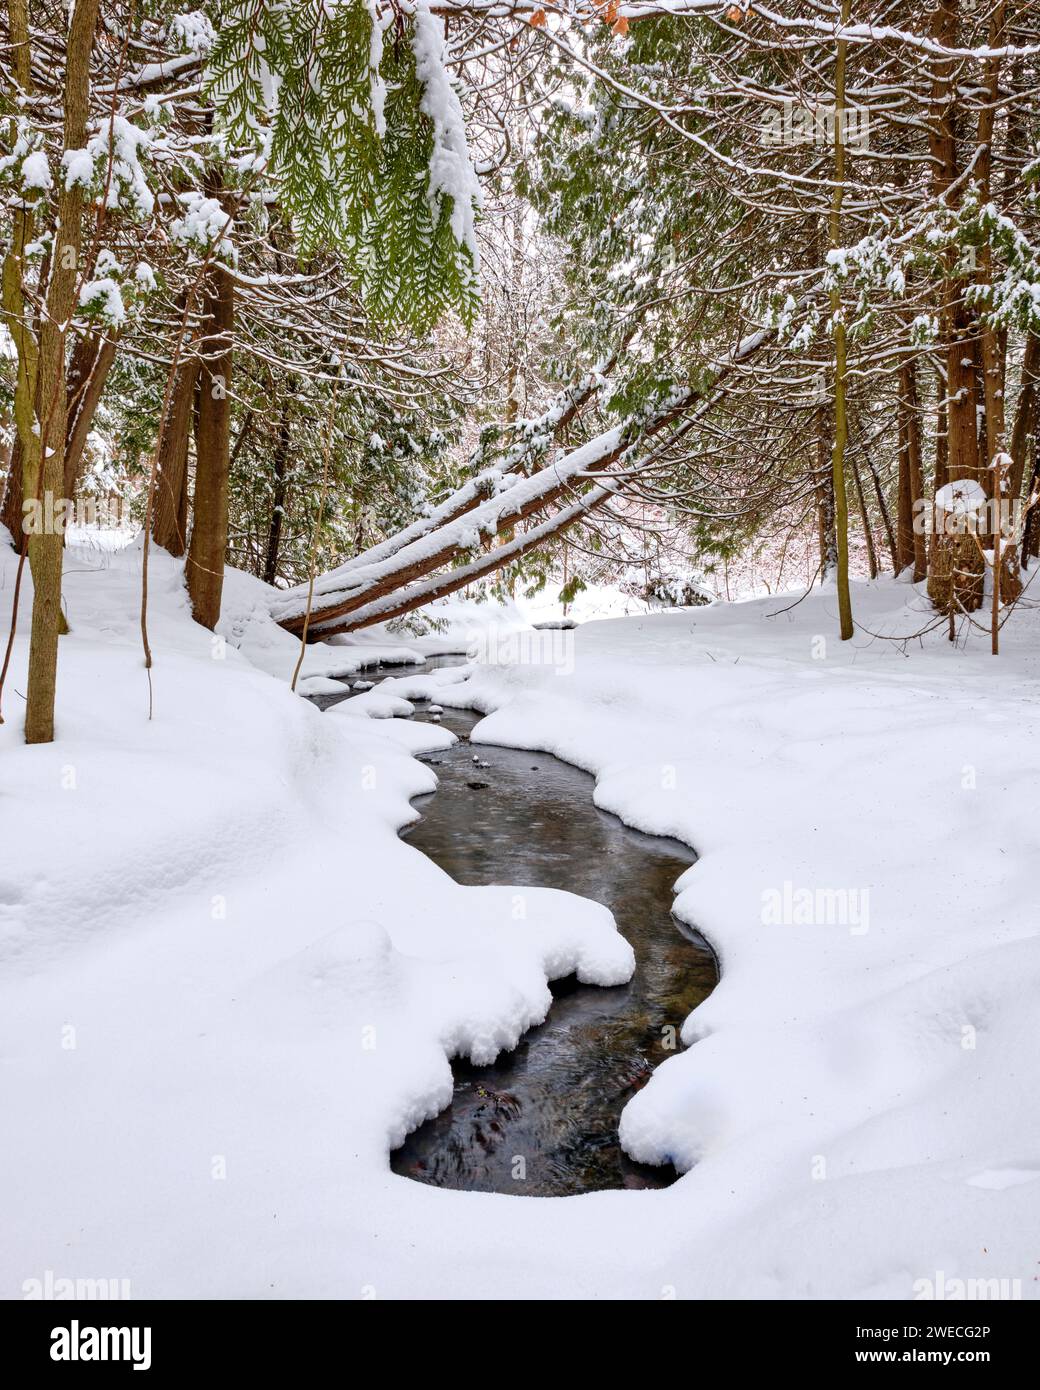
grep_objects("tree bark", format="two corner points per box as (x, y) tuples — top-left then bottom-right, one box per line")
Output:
(816, 401), (837, 579)
(63, 331), (117, 497)
(897, 357), (927, 581)
(263, 394), (293, 586)
(186, 264), (234, 629)
(0, 0), (39, 554)
(1, 435), (24, 543)
(863, 445), (899, 571)
(976, 1), (1007, 480)
(851, 453), (878, 579)
(1023, 445), (1040, 559)
(896, 390), (914, 574)
(926, 0), (984, 615)
(1, 332), (116, 547)
(24, 0), (102, 744)
(1009, 331), (1039, 499)
(828, 0), (854, 639)
(152, 354), (200, 556)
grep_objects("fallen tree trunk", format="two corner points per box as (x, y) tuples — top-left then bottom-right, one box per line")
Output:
(311, 335), (637, 584)
(277, 316), (784, 637)
(313, 396), (724, 636)
(275, 417), (643, 632)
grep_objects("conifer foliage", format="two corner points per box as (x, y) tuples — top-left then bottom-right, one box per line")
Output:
(206, 0), (481, 332)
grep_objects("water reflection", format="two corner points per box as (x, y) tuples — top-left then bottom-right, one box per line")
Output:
(390, 698), (715, 1197)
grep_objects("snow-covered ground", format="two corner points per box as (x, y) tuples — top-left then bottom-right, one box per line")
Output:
(2, 537), (1038, 1299)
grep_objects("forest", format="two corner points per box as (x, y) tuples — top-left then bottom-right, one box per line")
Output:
(1, 0), (1038, 1334)
(4, 1), (1040, 742)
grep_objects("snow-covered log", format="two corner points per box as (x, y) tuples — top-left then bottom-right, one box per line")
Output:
(275, 319), (780, 635)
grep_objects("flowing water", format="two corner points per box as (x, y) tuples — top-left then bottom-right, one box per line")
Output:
(315, 660), (717, 1197)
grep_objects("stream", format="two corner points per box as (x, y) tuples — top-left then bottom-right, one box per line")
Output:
(313, 659), (717, 1197)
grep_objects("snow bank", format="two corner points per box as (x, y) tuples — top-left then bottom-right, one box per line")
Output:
(3, 537), (1037, 1299)
(377, 579), (1040, 1298)
(0, 539), (633, 1299)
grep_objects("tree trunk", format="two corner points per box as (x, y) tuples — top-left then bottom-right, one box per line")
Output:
(1023, 444), (1040, 559)
(63, 331), (117, 498)
(1009, 331), (1039, 499)
(993, 331), (1040, 599)
(263, 394), (292, 586)
(152, 354), (201, 556)
(934, 395), (949, 494)
(1, 333), (115, 547)
(0, 0), (39, 555)
(898, 357), (928, 581)
(977, 1), (1007, 483)
(828, 0), (854, 639)
(925, 0), (983, 615)
(1, 435), (24, 543)
(851, 453), (878, 579)
(816, 402), (837, 578)
(186, 264), (233, 629)
(24, 0), (101, 744)
(896, 388), (914, 574)
(863, 445), (899, 571)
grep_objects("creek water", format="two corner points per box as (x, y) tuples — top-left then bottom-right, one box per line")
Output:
(314, 659), (716, 1196)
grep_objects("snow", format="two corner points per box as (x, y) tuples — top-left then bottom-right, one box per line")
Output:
(170, 190), (234, 260)
(169, 10), (215, 55)
(411, 3), (482, 267)
(329, 688), (416, 720)
(365, 0), (391, 138)
(20, 150), (52, 191)
(372, 579), (1040, 1297)
(219, 565), (434, 682)
(62, 148), (95, 190)
(270, 423), (632, 623)
(935, 478), (988, 514)
(3, 538), (1039, 1299)
(79, 277), (126, 326)
(296, 675), (349, 696)
(86, 116), (156, 219)
(0, 538), (631, 1298)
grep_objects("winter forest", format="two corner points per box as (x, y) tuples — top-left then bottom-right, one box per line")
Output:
(2, 0), (1039, 1334)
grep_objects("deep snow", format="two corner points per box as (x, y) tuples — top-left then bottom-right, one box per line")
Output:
(2, 537), (1038, 1299)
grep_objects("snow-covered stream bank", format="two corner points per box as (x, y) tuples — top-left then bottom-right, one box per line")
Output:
(2, 541), (1039, 1299)
(377, 701), (716, 1195)
(375, 582), (1040, 1298)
